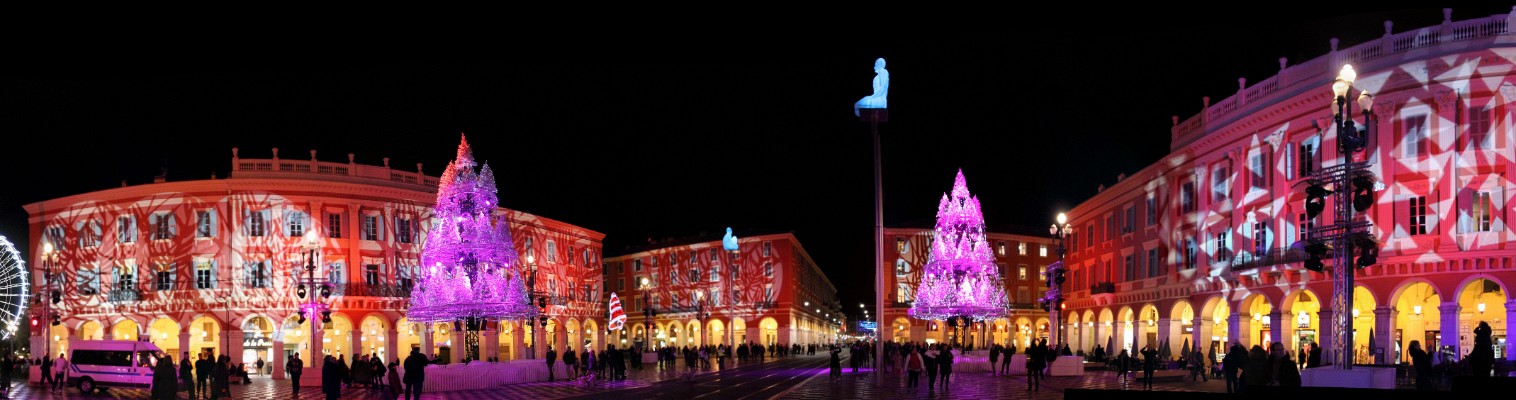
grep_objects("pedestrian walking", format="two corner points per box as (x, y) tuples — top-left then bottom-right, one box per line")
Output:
(180, 352), (194, 396)
(152, 354), (177, 400)
(1027, 341), (1045, 391)
(321, 355), (342, 400)
(829, 347), (842, 381)
(923, 346), (939, 390)
(285, 353), (302, 399)
(52, 353), (70, 393)
(1222, 344), (1244, 393)
(403, 348), (427, 400)
(905, 347), (923, 389)
(937, 344), (953, 390)
(546, 345), (557, 382)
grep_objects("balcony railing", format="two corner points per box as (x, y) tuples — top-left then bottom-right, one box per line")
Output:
(335, 282), (412, 298)
(1090, 282), (1116, 295)
(107, 288), (142, 303)
(1229, 247), (1306, 271)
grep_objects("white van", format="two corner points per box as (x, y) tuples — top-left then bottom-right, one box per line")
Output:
(64, 339), (162, 393)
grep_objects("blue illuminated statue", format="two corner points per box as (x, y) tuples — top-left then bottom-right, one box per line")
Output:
(853, 57), (889, 116)
(722, 227), (739, 252)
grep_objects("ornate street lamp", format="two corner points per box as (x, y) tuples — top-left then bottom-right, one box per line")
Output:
(1046, 213), (1073, 349)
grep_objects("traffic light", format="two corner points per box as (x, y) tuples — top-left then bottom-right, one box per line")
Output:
(1303, 241), (1329, 272)
(1305, 184), (1331, 219)
(1355, 236), (1378, 268)
(1053, 268), (1066, 285)
(1352, 176), (1375, 212)
(29, 316), (38, 328)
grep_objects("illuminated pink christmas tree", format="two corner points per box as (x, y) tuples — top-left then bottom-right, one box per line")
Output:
(907, 170), (1011, 322)
(407, 135), (537, 324)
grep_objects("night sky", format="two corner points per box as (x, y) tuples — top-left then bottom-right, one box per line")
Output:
(3, 6), (1507, 324)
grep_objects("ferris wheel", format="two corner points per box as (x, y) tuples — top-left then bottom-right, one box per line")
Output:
(0, 236), (29, 340)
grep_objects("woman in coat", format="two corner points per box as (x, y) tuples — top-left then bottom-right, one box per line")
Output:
(151, 355), (177, 400)
(211, 355), (230, 399)
(322, 355), (343, 400)
(1242, 345), (1271, 392)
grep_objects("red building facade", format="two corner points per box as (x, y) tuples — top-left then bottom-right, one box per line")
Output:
(881, 226), (1052, 348)
(25, 147), (605, 376)
(602, 232), (840, 349)
(1061, 11), (1514, 365)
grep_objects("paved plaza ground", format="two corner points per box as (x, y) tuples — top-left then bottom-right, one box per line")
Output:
(0, 354), (1434, 399)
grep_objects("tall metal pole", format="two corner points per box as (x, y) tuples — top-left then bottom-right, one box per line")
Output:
(871, 114), (885, 381)
(1332, 95), (1354, 370)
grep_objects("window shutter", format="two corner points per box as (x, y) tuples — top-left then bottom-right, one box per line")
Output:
(168, 213), (179, 238)
(261, 210), (273, 233)
(1458, 187), (1474, 233)
(1424, 190), (1439, 234)
(1393, 195), (1410, 238)
(376, 216), (385, 241)
(1494, 186), (1507, 232)
(242, 210), (251, 236)
(207, 211), (217, 237)
(210, 261), (219, 289)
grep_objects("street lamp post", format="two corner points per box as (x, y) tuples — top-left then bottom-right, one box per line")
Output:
(1301, 64), (1377, 369)
(41, 242), (60, 360)
(294, 245), (333, 386)
(640, 278), (654, 351)
(1047, 213), (1072, 350)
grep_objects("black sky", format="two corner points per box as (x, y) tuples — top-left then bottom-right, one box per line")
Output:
(3, 5), (1508, 324)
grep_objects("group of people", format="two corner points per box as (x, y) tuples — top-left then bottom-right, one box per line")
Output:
(1218, 342), (1307, 393)
(900, 342), (958, 391)
(545, 344), (631, 382)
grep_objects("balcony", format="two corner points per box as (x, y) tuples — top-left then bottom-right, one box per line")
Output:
(335, 282), (412, 298)
(1228, 247), (1305, 271)
(107, 288), (141, 303)
(1090, 282), (1116, 295)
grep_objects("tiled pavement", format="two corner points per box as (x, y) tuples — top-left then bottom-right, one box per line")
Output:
(0, 358), (1436, 399)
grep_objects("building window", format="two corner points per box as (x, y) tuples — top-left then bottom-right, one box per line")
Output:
(1408, 196), (1428, 235)
(399, 265), (416, 290)
(152, 213), (174, 240)
(763, 262), (773, 277)
(616, 278), (624, 291)
(1298, 139), (1317, 177)
(1212, 164), (1229, 203)
(362, 215), (379, 241)
(710, 266), (719, 282)
(117, 262), (136, 292)
(1018, 265), (1027, 280)
(82, 266), (101, 295)
(1403, 114), (1429, 158)
(1249, 150), (1270, 190)
(81, 219), (102, 247)
(245, 261), (270, 288)
(396, 216), (414, 244)
(671, 293), (679, 307)
(730, 264), (739, 281)
(635, 297), (643, 311)
(1123, 255), (1134, 281)
(634, 259), (643, 271)
(247, 210), (266, 237)
(1468, 106), (1493, 150)
(196, 261), (214, 289)
(1039, 265), (1047, 281)
(156, 269), (174, 291)
(365, 264), (380, 286)
(711, 290), (720, 306)
(1039, 245), (1047, 258)
(327, 213), (343, 239)
(1184, 238), (1197, 270)
(896, 238), (906, 253)
(1213, 231), (1230, 262)
(764, 284), (773, 301)
(1146, 248), (1159, 278)
(762, 241), (772, 257)
(690, 268), (700, 283)
(196, 211), (215, 238)
(894, 259), (910, 276)
(1181, 181), (1196, 212)
(651, 273), (658, 286)
(287, 211), (305, 237)
(118, 216), (136, 243)
(546, 241), (557, 263)
(1017, 287), (1030, 304)
(709, 249), (718, 262)
(1123, 207), (1135, 234)
(997, 242), (1006, 256)
(1298, 213), (1315, 242)
(1085, 227), (1094, 250)
(1146, 195), (1157, 226)
(1463, 190), (1495, 233)
(1018, 242), (1027, 256)
(1253, 222), (1267, 252)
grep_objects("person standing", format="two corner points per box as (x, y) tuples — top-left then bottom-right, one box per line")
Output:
(285, 353), (302, 399)
(38, 355), (52, 390)
(1139, 344), (1158, 391)
(1222, 344), (1244, 393)
(1001, 343), (1015, 375)
(828, 346), (841, 381)
(52, 353), (70, 393)
(180, 352), (194, 396)
(255, 358), (265, 377)
(151, 354), (177, 400)
(1027, 342), (1045, 391)
(564, 347), (577, 380)
(403, 348), (427, 400)
(1306, 342), (1322, 369)
(546, 345), (557, 382)
(1408, 340), (1432, 390)
(1189, 345), (1207, 382)
(988, 344), (1000, 376)
(321, 355), (341, 400)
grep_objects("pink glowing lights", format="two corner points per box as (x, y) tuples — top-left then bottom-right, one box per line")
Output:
(907, 170), (1011, 321)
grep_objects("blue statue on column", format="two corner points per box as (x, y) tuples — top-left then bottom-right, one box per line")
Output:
(853, 58), (889, 116)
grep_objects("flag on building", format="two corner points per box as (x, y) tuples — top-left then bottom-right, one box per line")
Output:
(608, 292), (627, 330)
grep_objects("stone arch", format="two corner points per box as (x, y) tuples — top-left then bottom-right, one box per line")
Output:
(357, 315), (390, 361)
(1198, 295), (1229, 353)
(76, 319), (104, 341)
(1455, 276), (1507, 360)
(147, 317), (182, 356)
(188, 316), (223, 360)
(1280, 289), (1323, 358)
(707, 319), (725, 348)
(111, 318), (141, 340)
(1240, 293), (1275, 348)
(759, 317), (779, 346)
(44, 321), (71, 358)
(891, 317), (911, 343)
(686, 320), (700, 346)
(1390, 280), (1442, 363)
(582, 319), (600, 351)
(1169, 300), (1196, 355)
(1138, 304), (1160, 349)
(565, 318), (582, 354)
(322, 312), (355, 358)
